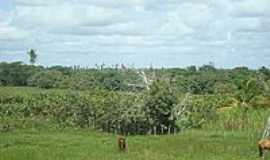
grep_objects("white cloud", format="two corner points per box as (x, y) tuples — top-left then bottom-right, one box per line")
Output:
(173, 3), (213, 30)
(0, 0), (269, 68)
(0, 10), (30, 41)
(80, 0), (145, 8)
(13, 4), (112, 28)
(232, 0), (270, 17)
(15, 0), (65, 6)
(0, 24), (29, 41)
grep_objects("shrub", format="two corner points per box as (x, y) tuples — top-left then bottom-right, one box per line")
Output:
(143, 80), (178, 134)
(28, 70), (64, 89)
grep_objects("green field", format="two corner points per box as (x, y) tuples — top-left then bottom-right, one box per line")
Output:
(0, 128), (262, 160)
(0, 85), (269, 160)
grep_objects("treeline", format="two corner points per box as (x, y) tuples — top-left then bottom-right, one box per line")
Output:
(1, 61), (270, 94)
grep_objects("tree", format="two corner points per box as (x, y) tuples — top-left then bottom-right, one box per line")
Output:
(27, 70), (63, 89)
(186, 65), (197, 73)
(233, 78), (264, 128)
(27, 49), (37, 65)
(0, 61), (38, 86)
(144, 80), (178, 134)
(259, 66), (270, 81)
(234, 78), (263, 106)
(199, 62), (216, 72)
(179, 73), (216, 94)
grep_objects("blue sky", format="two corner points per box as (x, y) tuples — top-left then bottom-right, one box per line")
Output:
(0, 0), (270, 68)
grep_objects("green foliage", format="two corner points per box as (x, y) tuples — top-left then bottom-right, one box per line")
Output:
(175, 95), (217, 130)
(59, 72), (96, 90)
(0, 62), (269, 95)
(0, 61), (269, 135)
(0, 62), (40, 86)
(259, 66), (270, 81)
(186, 65), (197, 72)
(198, 63), (216, 72)
(144, 80), (178, 134)
(0, 62), (269, 159)
(28, 70), (64, 89)
(215, 107), (270, 131)
(233, 78), (264, 105)
(213, 82), (236, 94)
(0, 87), (222, 135)
(179, 73), (216, 94)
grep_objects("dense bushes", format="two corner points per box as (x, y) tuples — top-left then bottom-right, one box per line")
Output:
(143, 80), (178, 134)
(0, 87), (219, 135)
(0, 62), (41, 86)
(28, 70), (64, 88)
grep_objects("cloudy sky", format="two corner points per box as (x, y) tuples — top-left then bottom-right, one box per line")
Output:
(0, 0), (269, 68)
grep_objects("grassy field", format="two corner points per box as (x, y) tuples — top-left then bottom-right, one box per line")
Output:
(0, 86), (269, 160)
(0, 128), (262, 160)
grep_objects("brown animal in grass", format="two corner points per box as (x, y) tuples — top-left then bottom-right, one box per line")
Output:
(258, 139), (270, 159)
(118, 137), (127, 152)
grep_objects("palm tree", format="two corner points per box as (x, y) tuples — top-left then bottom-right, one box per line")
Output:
(27, 49), (37, 65)
(233, 78), (263, 128)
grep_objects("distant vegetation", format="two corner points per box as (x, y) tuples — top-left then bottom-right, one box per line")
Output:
(1, 61), (269, 93)
(0, 61), (269, 135)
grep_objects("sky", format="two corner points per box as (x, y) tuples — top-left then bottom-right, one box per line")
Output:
(0, 0), (270, 68)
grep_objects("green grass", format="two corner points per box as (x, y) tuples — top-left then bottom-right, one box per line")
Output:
(0, 86), (268, 159)
(0, 128), (263, 160)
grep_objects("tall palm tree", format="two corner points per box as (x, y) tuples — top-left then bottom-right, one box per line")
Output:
(27, 49), (37, 65)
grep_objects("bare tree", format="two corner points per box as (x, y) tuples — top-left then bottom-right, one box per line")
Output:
(125, 68), (155, 90)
